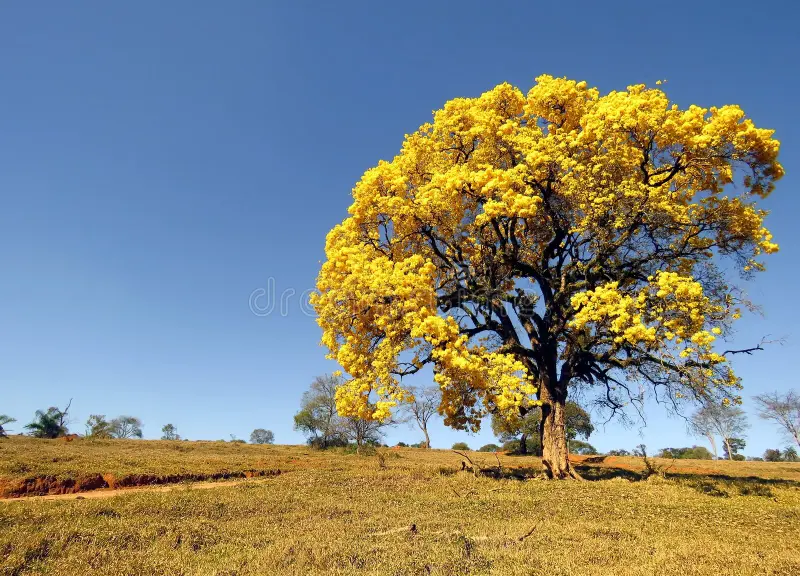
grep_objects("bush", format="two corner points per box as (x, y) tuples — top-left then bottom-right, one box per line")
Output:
(500, 437), (541, 455)
(452, 442), (470, 451)
(607, 449), (631, 456)
(478, 443), (500, 452)
(570, 440), (598, 455)
(658, 446), (713, 460)
(396, 442), (408, 447)
(308, 437), (348, 450)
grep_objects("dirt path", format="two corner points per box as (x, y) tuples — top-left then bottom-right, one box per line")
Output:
(0, 477), (272, 503)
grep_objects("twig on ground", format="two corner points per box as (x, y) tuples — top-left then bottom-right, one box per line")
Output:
(453, 450), (480, 477)
(517, 523), (539, 541)
(369, 522), (541, 545)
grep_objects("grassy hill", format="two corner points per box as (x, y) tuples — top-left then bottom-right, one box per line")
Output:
(1, 437), (799, 575)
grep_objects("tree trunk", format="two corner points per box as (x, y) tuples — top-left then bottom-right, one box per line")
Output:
(539, 380), (579, 479)
(519, 432), (528, 455)
(422, 426), (431, 449)
(724, 437), (732, 460)
(705, 433), (718, 459)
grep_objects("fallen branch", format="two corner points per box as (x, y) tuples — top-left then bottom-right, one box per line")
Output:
(517, 523), (539, 542)
(453, 450), (479, 477)
(370, 524), (418, 537)
(369, 523), (541, 545)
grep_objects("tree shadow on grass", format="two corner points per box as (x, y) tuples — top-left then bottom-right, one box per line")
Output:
(453, 452), (800, 492)
(573, 461), (800, 498)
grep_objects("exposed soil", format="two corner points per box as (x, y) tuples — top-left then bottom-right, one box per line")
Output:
(0, 469), (281, 499)
(1, 477), (279, 502)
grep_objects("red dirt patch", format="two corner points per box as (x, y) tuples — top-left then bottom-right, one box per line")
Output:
(0, 469), (281, 499)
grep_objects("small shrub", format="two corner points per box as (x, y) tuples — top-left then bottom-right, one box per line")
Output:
(736, 483), (774, 498)
(376, 449), (389, 469)
(478, 443), (500, 452)
(452, 442), (470, 451)
(692, 480), (729, 498)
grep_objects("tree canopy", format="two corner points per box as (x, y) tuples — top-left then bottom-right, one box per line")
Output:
(26, 402), (71, 439)
(753, 390), (800, 448)
(161, 424), (180, 441)
(312, 75), (783, 478)
(0, 415), (16, 438)
(86, 415), (113, 438)
(250, 428), (275, 445)
(110, 416), (143, 439)
(402, 385), (440, 448)
(658, 445), (713, 460)
(692, 404), (748, 460)
(294, 374), (395, 450)
(294, 375), (349, 449)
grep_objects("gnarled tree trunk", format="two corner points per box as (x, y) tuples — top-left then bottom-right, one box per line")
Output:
(539, 379), (579, 479)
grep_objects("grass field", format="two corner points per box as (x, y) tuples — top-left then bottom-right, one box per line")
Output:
(2, 437), (800, 575)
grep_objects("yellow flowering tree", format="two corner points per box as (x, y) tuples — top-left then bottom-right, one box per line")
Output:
(312, 75), (783, 478)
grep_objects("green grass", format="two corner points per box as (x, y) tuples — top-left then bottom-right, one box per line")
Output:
(1, 437), (800, 575)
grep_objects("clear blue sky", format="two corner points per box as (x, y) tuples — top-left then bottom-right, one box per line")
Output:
(1, 1), (798, 455)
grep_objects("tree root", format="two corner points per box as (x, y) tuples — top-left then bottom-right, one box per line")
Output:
(542, 459), (584, 480)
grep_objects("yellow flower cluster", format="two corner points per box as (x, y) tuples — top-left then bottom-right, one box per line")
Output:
(313, 75), (782, 425)
(570, 271), (729, 377)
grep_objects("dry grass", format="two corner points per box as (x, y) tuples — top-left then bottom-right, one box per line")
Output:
(1, 437), (799, 575)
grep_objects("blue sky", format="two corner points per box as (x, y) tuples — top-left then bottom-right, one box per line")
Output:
(1, 1), (798, 455)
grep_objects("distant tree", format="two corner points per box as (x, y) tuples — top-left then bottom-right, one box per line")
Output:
(753, 390), (800, 449)
(658, 446), (713, 460)
(570, 440), (598, 455)
(402, 385), (440, 448)
(607, 449), (631, 457)
(452, 442), (470, 451)
(396, 441), (408, 447)
(161, 424), (180, 441)
(294, 374), (348, 449)
(26, 401), (72, 438)
(691, 404), (748, 460)
(723, 437), (746, 460)
(341, 416), (388, 452)
(491, 401), (592, 456)
(478, 443), (500, 452)
(0, 414), (16, 438)
(249, 428), (274, 445)
(491, 410), (539, 456)
(85, 415), (113, 438)
(763, 448), (784, 462)
(109, 416), (143, 439)
(294, 374), (394, 451)
(783, 446), (799, 462)
(747, 456), (764, 462)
